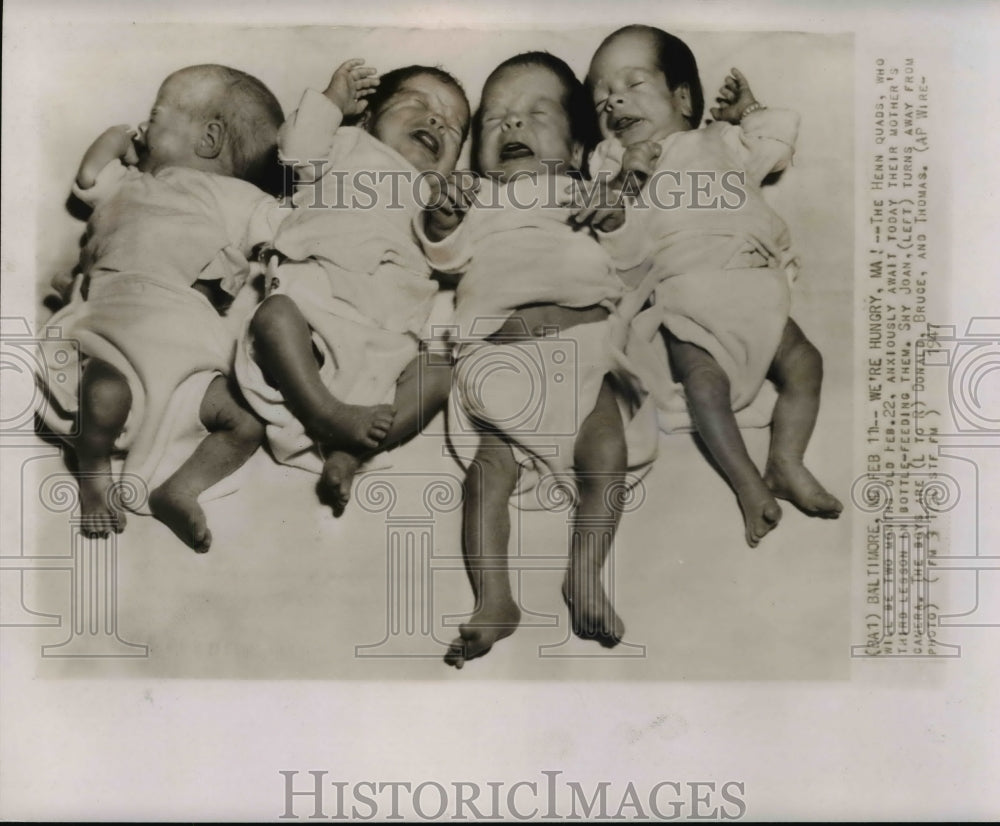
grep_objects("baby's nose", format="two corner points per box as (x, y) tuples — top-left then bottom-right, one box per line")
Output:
(136, 122), (149, 140)
(501, 112), (524, 130)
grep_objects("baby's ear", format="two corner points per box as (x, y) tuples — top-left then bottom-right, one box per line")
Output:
(674, 84), (693, 120)
(196, 120), (225, 160)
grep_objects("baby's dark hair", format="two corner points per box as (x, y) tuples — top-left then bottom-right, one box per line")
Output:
(472, 51), (597, 174)
(362, 65), (471, 141)
(168, 64), (285, 194)
(593, 25), (705, 128)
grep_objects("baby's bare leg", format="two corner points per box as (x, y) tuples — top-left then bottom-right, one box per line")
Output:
(445, 433), (522, 669)
(318, 346), (453, 516)
(563, 376), (627, 647)
(249, 295), (394, 452)
(379, 343), (453, 450)
(763, 319), (843, 518)
(74, 358), (131, 537)
(668, 333), (781, 547)
(149, 375), (264, 553)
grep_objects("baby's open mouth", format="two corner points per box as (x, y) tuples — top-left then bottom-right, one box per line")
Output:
(499, 141), (534, 161)
(611, 115), (640, 133)
(410, 129), (440, 158)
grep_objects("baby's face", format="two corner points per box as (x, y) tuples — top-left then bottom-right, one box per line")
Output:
(588, 30), (692, 146)
(369, 73), (469, 175)
(136, 76), (203, 174)
(476, 64), (581, 181)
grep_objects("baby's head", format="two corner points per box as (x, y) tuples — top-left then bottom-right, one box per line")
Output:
(587, 25), (704, 146)
(137, 65), (284, 190)
(360, 66), (470, 175)
(474, 52), (595, 181)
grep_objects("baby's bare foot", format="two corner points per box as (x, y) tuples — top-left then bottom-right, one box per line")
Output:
(561, 564), (624, 648)
(77, 468), (127, 538)
(314, 402), (394, 452)
(444, 599), (522, 669)
(317, 451), (362, 517)
(736, 481), (782, 548)
(150, 483), (211, 553)
(765, 457), (843, 519)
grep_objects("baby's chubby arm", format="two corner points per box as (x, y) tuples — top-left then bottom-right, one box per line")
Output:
(711, 68), (800, 185)
(75, 125), (140, 189)
(279, 59), (379, 181)
(415, 173), (481, 287)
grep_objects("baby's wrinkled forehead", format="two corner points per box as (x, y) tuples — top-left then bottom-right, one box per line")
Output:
(396, 74), (469, 122)
(488, 63), (550, 93)
(588, 30), (660, 84)
(481, 62), (569, 110)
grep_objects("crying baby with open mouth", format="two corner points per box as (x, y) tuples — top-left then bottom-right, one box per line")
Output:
(233, 59), (473, 515)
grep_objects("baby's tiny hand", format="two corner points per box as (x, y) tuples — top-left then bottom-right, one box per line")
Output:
(122, 128), (140, 166)
(324, 58), (380, 117)
(592, 208), (626, 233)
(424, 173), (478, 240)
(97, 124), (140, 164)
(567, 179), (626, 233)
(621, 140), (661, 178)
(710, 68), (758, 124)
